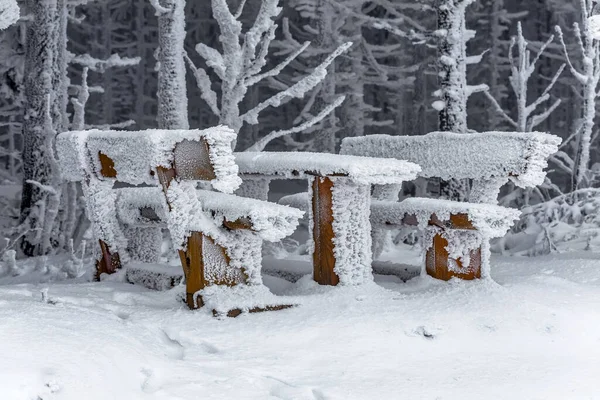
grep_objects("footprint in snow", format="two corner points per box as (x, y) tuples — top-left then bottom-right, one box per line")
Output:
(266, 376), (327, 400)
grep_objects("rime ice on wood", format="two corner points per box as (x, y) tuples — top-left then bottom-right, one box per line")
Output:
(342, 131), (562, 192)
(235, 152), (421, 186)
(56, 126), (242, 193)
(235, 151), (420, 286)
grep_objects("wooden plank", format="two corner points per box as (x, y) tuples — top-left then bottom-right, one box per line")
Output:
(173, 139), (216, 181)
(95, 239), (121, 280)
(178, 231), (206, 309)
(425, 233), (482, 281)
(312, 177), (339, 286)
(215, 304), (295, 318)
(98, 152), (117, 178)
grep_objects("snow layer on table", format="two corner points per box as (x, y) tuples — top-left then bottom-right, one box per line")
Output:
(371, 198), (521, 238)
(56, 126), (242, 193)
(235, 151), (421, 185)
(341, 131), (561, 188)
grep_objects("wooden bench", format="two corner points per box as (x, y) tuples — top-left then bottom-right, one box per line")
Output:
(234, 152), (421, 286)
(340, 131), (562, 280)
(56, 127), (303, 316)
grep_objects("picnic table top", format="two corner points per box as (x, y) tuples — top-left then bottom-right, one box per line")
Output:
(234, 151), (421, 185)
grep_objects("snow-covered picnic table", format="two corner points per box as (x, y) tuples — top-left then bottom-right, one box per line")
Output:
(56, 127), (305, 316)
(235, 151), (421, 285)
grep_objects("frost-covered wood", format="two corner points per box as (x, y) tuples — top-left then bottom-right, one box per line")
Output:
(235, 151), (421, 185)
(237, 150), (420, 286)
(341, 131), (562, 191)
(56, 126), (303, 314)
(56, 127), (242, 192)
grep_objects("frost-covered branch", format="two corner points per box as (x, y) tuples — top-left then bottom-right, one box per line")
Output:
(486, 22), (565, 132)
(555, 2), (600, 190)
(189, 0), (351, 150)
(241, 42), (352, 125)
(246, 95), (346, 152)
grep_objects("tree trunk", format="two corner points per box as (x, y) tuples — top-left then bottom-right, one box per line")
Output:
(157, 0), (189, 130)
(20, 0), (67, 256)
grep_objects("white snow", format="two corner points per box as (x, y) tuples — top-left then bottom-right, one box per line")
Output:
(371, 198), (521, 238)
(56, 126), (242, 193)
(195, 189), (304, 242)
(1, 252), (600, 399)
(235, 151), (421, 185)
(341, 131), (561, 188)
(0, 0), (19, 30)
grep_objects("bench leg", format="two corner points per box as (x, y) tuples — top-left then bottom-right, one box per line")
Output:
(311, 177), (373, 286)
(425, 230), (482, 281)
(312, 177), (338, 285)
(178, 232), (247, 310)
(95, 239), (122, 280)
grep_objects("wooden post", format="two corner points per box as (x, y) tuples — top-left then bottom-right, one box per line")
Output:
(311, 177), (339, 286)
(95, 239), (121, 280)
(178, 231), (206, 309)
(425, 214), (482, 280)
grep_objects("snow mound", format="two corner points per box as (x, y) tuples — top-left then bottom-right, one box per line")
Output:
(235, 151), (421, 185)
(341, 131), (561, 188)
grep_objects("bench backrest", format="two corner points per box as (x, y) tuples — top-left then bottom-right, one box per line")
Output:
(341, 131), (561, 188)
(56, 126), (242, 193)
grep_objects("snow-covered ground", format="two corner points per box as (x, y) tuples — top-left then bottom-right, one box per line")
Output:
(1, 250), (600, 399)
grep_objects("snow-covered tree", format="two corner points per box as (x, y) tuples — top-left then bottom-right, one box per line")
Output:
(151, 0), (189, 130)
(433, 0), (488, 133)
(485, 22), (565, 206)
(277, 0), (418, 152)
(19, 0), (70, 256)
(186, 0), (351, 151)
(556, 0), (600, 190)
(485, 22), (565, 132)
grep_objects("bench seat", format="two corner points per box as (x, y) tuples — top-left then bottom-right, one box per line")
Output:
(116, 187), (304, 242)
(371, 198), (521, 238)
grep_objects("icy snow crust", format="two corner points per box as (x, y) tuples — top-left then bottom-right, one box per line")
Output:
(56, 126), (242, 194)
(341, 131), (561, 188)
(235, 151), (421, 185)
(372, 198), (521, 238)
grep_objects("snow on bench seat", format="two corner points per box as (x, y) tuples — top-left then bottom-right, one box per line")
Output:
(56, 126), (242, 193)
(116, 187), (304, 242)
(341, 131), (561, 188)
(195, 190), (303, 242)
(371, 198), (521, 238)
(235, 151), (421, 185)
